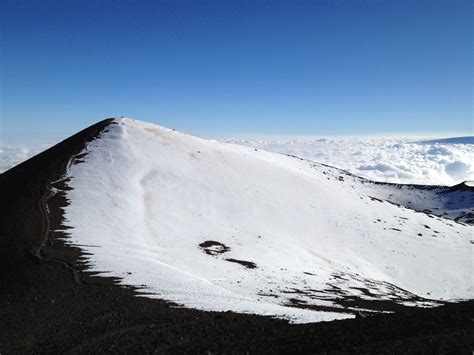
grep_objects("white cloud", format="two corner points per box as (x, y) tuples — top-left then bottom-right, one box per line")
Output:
(221, 136), (474, 186)
(2, 135), (473, 186)
(444, 160), (472, 180)
(0, 143), (52, 173)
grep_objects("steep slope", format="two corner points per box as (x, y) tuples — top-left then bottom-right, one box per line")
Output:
(60, 118), (473, 323)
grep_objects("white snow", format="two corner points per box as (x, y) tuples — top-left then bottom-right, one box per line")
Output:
(61, 118), (473, 323)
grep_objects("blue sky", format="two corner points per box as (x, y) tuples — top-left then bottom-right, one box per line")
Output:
(1, 0), (472, 139)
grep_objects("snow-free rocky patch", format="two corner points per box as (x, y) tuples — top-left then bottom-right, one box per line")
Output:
(60, 118), (473, 323)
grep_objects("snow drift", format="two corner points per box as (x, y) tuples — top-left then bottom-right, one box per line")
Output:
(60, 118), (473, 323)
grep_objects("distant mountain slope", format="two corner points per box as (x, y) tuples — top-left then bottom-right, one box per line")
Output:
(417, 136), (474, 145)
(311, 161), (474, 225)
(60, 118), (473, 323)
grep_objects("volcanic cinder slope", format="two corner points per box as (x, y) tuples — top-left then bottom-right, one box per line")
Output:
(58, 118), (473, 323)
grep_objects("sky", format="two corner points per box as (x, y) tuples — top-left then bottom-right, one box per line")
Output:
(1, 0), (472, 140)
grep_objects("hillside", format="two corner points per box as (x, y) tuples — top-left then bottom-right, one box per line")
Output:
(61, 118), (472, 323)
(1, 118), (472, 353)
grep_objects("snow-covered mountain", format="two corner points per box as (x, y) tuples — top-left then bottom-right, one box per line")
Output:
(60, 118), (473, 323)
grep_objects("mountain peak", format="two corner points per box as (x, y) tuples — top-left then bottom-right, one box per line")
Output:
(52, 118), (473, 323)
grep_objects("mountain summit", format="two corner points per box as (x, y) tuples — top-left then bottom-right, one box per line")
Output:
(57, 118), (472, 323)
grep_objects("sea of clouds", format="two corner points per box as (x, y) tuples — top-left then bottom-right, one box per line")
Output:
(0, 142), (53, 173)
(222, 136), (474, 186)
(1, 136), (473, 186)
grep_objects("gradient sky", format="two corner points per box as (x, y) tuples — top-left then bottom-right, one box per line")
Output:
(1, 0), (472, 139)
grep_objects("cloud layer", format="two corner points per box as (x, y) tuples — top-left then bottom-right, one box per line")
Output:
(222, 136), (474, 186)
(1, 136), (473, 186)
(0, 143), (52, 173)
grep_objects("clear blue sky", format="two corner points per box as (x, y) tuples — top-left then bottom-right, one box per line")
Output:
(1, 0), (472, 139)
